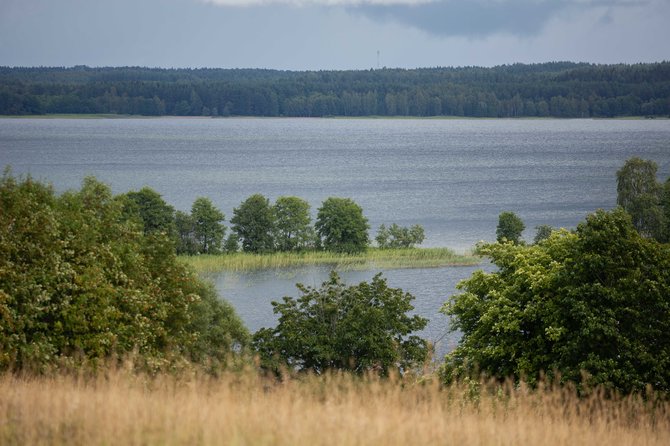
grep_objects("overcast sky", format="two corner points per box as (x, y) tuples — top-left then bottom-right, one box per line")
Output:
(1, 0), (668, 70)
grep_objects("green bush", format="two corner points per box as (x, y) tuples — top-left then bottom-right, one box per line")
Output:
(0, 172), (248, 371)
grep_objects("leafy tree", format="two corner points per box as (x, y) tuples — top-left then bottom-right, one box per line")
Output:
(223, 233), (240, 253)
(191, 197), (226, 254)
(123, 187), (176, 238)
(230, 194), (275, 253)
(662, 178), (670, 242)
(376, 223), (426, 248)
(441, 209), (670, 394)
(0, 173), (248, 371)
(315, 197), (369, 253)
(273, 196), (313, 251)
(496, 211), (525, 244)
(533, 224), (554, 244)
(253, 272), (429, 375)
(175, 210), (197, 255)
(616, 157), (664, 239)
(375, 224), (390, 247)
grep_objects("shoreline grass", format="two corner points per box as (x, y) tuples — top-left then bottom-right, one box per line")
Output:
(179, 247), (480, 273)
(2, 369), (668, 446)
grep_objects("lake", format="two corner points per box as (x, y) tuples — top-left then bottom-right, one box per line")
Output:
(2, 117), (669, 354)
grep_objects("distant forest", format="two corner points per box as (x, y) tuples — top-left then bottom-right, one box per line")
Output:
(1, 62), (669, 118)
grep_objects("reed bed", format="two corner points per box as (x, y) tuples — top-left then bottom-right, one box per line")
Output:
(181, 247), (480, 273)
(1, 369), (668, 446)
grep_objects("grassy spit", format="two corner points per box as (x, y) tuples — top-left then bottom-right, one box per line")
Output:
(180, 247), (480, 273)
(1, 369), (668, 446)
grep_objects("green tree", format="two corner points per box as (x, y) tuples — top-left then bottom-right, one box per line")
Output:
(122, 187), (176, 239)
(376, 223), (425, 248)
(223, 233), (239, 253)
(533, 224), (554, 244)
(253, 272), (429, 375)
(230, 194), (275, 253)
(662, 178), (670, 242)
(441, 209), (670, 394)
(0, 173), (248, 371)
(315, 197), (369, 253)
(175, 210), (197, 255)
(273, 196), (313, 251)
(496, 211), (525, 244)
(191, 197), (226, 254)
(375, 224), (390, 247)
(616, 157), (663, 239)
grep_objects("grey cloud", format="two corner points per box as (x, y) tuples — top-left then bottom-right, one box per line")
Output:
(349, 0), (646, 38)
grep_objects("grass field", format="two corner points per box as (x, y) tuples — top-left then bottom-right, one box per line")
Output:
(1, 369), (668, 446)
(180, 247), (480, 273)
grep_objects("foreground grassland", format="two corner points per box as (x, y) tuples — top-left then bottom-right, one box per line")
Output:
(180, 247), (480, 272)
(1, 370), (668, 446)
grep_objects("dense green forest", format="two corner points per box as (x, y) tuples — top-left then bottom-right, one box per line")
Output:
(1, 62), (669, 117)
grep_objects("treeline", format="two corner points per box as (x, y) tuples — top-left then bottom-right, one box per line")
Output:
(1, 62), (670, 117)
(125, 189), (424, 255)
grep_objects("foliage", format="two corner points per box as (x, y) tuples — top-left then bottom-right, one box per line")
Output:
(533, 224), (554, 244)
(496, 211), (525, 244)
(273, 196), (313, 251)
(191, 197), (226, 254)
(376, 223), (425, 248)
(122, 187), (176, 238)
(0, 172), (248, 371)
(616, 157), (664, 240)
(253, 272), (429, 375)
(2, 62), (670, 118)
(175, 210), (198, 255)
(231, 194), (276, 253)
(223, 233), (239, 253)
(315, 197), (369, 253)
(663, 178), (670, 242)
(441, 208), (670, 394)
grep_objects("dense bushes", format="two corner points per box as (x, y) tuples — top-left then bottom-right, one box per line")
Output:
(442, 208), (670, 394)
(0, 172), (248, 371)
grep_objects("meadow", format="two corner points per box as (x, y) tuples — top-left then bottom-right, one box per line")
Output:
(179, 247), (479, 273)
(2, 368), (668, 446)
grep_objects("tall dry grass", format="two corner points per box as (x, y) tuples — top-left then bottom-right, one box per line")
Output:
(181, 247), (479, 273)
(1, 369), (668, 445)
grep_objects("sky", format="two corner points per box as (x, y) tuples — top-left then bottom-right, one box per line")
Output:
(0, 0), (668, 70)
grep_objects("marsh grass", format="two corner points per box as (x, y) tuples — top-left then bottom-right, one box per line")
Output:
(1, 368), (668, 446)
(180, 248), (479, 273)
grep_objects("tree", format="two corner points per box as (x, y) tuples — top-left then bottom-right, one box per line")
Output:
(273, 196), (313, 251)
(191, 197), (226, 254)
(315, 197), (369, 253)
(496, 211), (525, 244)
(253, 272), (429, 375)
(663, 178), (670, 242)
(175, 210), (197, 255)
(441, 209), (670, 394)
(123, 187), (176, 238)
(230, 194), (275, 253)
(533, 224), (554, 244)
(616, 157), (663, 239)
(376, 223), (425, 248)
(0, 173), (248, 371)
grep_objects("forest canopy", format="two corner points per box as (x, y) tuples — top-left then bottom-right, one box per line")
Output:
(1, 62), (669, 117)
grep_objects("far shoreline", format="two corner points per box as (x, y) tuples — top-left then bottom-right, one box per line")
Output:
(0, 114), (666, 120)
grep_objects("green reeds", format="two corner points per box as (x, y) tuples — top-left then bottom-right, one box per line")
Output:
(180, 247), (480, 273)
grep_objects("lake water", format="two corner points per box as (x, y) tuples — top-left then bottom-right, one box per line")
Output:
(2, 117), (669, 355)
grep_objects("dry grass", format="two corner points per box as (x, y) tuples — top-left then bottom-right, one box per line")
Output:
(181, 248), (480, 273)
(1, 369), (668, 446)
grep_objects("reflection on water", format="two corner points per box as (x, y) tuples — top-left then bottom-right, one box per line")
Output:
(206, 263), (495, 359)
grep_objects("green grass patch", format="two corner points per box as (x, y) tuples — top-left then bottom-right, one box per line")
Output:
(180, 247), (480, 273)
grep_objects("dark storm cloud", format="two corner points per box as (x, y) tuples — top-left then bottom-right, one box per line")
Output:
(350, 0), (645, 38)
